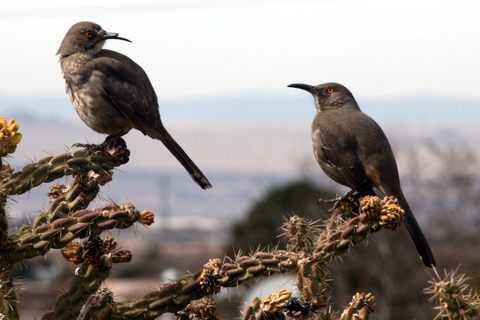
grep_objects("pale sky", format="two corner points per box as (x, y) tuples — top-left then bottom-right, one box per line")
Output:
(1, 0), (479, 101)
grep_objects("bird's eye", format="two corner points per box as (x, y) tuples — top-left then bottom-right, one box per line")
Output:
(86, 31), (93, 38)
(327, 88), (334, 93)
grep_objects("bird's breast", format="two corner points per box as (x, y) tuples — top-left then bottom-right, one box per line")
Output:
(60, 55), (94, 86)
(66, 83), (131, 136)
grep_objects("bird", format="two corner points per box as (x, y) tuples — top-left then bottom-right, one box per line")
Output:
(57, 21), (211, 190)
(288, 82), (436, 268)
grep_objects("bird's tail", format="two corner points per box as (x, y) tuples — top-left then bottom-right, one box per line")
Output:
(153, 129), (212, 190)
(395, 192), (436, 268)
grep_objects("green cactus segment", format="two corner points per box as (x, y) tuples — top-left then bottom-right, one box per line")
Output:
(426, 273), (480, 320)
(47, 176), (102, 218)
(286, 216), (315, 253)
(222, 251), (299, 287)
(1, 203), (142, 264)
(313, 213), (371, 262)
(41, 251), (131, 320)
(281, 197), (398, 318)
(76, 288), (115, 320)
(0, 278), (19, 320)
(0, 138), (129, 196)
(284, 216), (330, 317)
(312, 197), (403, 262)
(68, 253), (298, 320)
(296, 259), (329, 308)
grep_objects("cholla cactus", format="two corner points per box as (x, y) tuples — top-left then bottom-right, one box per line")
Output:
(0, 117), (153, 319)
(426, 272), (480, 319)
(340, 293), (376, 320)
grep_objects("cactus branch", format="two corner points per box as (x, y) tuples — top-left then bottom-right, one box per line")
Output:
(0, 138), (129, 197)
(42, 247), (132, 320)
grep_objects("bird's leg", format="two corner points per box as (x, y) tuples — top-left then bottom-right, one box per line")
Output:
(72, 133), (125, 152)
(318, 189), (358, 212)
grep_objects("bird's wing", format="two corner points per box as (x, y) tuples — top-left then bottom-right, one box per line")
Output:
(93, 50), (164, 135)
(316, 119), (374, 195)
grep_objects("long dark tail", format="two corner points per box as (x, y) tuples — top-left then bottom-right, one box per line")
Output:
(156, 131), (212, 190)
(395, 192), (436, 268)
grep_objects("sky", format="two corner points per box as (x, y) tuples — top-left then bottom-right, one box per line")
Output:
(0, 0), (479, 105)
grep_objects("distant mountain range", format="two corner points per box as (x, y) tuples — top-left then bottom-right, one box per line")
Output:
(1, 93), (479, 122)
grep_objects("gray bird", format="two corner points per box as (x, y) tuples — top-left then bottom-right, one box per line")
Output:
(57, 21), (211, 190)
(288, 82), (435, 268)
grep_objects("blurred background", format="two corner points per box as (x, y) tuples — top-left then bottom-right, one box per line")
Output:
(1, 1), (480, 319)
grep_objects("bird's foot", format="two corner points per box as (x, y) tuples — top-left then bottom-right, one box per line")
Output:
(318, 190), (358, 213)
(72, 142), (100, 149)
(71, 142), (107, 155)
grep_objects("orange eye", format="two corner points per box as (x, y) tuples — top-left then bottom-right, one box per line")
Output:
(327, 88), (334, 93)
(86, 31), (93, 37)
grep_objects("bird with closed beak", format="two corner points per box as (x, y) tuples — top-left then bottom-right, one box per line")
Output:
(57, 21), (211, 190)
(288, 82), (435, 268)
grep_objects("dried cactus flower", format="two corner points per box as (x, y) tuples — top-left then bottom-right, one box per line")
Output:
(61, 236), (117, 266)
(90, 170), (114, 186)
(260, 289), (292, 313)
(0, 117), (22, 155)
(199, 259), (224, 293)
(184, 298), (218, 320)
(61, 241), (84, 264)
(139, 209), (155, 226)
(48, 183), (70, 202)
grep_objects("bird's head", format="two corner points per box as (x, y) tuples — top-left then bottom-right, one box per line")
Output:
(288, 82), (359, 112)
(57, 21), (131, 57)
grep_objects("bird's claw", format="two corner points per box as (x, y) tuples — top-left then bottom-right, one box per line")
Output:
(318, 197), (340, 204)
(72, 142), (105, 155)
(318, 190), (358, 213)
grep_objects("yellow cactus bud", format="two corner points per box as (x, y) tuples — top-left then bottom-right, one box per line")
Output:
(10, 132), (22, 145)
(9, 122), (19, 134)
(0, 117), (22, 155)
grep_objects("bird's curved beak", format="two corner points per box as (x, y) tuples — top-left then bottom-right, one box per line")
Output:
(288, 83), (317, 94)
(100, 31), (132, 43)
